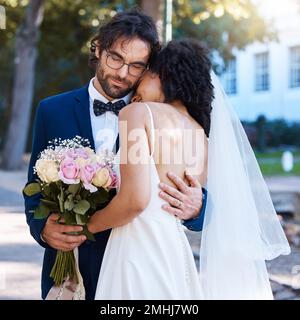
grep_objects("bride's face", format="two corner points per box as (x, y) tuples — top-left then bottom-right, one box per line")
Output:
(132, 72), (165, 103)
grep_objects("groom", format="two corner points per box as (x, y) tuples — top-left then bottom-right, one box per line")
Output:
(24, 9), (207, 300)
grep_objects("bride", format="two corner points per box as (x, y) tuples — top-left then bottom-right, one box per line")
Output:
(88, 39), (290, 300)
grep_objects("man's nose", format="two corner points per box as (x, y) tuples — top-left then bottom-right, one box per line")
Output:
(131, 95), (141, 102)
(116, 64), (129, 79)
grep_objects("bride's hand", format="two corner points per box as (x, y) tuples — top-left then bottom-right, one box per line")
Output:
(158, 171), (202, 220)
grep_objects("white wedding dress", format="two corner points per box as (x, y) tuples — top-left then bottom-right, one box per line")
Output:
(94, 103), (202, 300)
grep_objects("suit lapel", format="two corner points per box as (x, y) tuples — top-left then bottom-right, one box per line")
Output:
(73, 85), (95, 151)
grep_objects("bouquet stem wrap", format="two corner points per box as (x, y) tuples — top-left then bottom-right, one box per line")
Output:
(50, 250), (78, 286)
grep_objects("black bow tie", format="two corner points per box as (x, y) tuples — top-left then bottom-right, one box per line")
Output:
(93, 99), (126, 116)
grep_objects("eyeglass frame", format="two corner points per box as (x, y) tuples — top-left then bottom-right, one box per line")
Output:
(104, 50), (149, 77)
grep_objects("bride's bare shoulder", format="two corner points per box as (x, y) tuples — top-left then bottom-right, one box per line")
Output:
(118, 102), (148, 119)
(120, 101), (170, 119)
(143, 102), (176, 117)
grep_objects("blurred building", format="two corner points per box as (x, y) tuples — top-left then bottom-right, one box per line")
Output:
(221, 0), (300, 122)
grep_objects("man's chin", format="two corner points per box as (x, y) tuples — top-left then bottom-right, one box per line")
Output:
(109, 87), (131, 99)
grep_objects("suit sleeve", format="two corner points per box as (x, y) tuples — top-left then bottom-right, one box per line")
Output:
(23, 102), (51, 248)
(182, 188), (207, 232)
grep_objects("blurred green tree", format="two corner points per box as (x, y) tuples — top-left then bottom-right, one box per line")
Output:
(0, 0), (273, 169)
(1, 0), (44, 170)
(0, 0), (25, 154)
(255, 114), (267, 152)
(172, 0), (275, 72)
(0, 0), (134, 169)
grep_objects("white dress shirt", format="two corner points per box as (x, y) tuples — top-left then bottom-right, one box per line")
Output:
(88, 77), (132, 154)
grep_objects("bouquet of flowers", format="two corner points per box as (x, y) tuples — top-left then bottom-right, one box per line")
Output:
(23, 136), (118, 287)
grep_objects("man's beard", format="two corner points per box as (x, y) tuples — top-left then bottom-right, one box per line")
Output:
(96, 64), (135, 99)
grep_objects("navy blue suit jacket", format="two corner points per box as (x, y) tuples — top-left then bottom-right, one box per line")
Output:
(24, 85), (206, 300)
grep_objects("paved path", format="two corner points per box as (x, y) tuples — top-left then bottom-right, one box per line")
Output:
(264, 176), (300, 192)
(0, 210), (44, 300)
(0, 169), (43, 299)
(0, 169), (299, 300)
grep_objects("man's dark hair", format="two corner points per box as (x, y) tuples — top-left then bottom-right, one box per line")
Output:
(150, 39), (214, 137)
(89, 8), (161, 69)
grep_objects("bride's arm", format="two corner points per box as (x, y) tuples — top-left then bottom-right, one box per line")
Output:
(88, 103), (152, 234)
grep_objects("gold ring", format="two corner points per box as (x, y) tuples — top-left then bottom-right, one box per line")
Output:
(177, 200), (183, 208)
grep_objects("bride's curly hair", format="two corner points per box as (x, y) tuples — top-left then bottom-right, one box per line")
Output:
(150, 39), (214, 137)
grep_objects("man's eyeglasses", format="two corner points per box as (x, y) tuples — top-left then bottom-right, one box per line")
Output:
(105, 51), (149, 77)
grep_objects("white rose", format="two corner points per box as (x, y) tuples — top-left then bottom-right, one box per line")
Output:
(35, 159), (59, 183)
(103, 175), (112, 188)
(92, 167), (110, 187)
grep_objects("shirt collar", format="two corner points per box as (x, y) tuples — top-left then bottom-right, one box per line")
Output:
(88, 77), (132, 105)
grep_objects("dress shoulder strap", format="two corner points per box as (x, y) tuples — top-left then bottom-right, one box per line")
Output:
(144, 103), (155, 158)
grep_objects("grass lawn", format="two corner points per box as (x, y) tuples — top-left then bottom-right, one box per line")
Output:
(255, 149), (300, 176)
(255, 150), (300, 159)
(258, 161), (300, 176)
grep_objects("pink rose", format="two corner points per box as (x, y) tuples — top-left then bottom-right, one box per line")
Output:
(81, 164), (97, 193)
(58, 158), (80, 184)
(65, 149), (77, 160)
(80, 164), (95, 184)
(102, 168), (119, 189)
(108, 171), (119, 189)
(75, 148), (89, 159)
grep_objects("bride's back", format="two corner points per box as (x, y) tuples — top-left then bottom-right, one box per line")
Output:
(132, 39), (213, 189)
(146, 102), (208, 188)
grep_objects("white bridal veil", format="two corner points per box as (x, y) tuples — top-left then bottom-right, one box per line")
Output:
(198, 72), (291, 299)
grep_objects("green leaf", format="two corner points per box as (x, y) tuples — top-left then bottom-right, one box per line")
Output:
(89, 188), (109, 205)
(73, 200), (90, 215)
(89, 201), (97, 210)
(40, 199), (59, 210)
(75, 213), (88, 225)
(41, 183), (60, 201)
(80, 188), (90, 199)
(64, 198), (75, 211)
(23, 183), (41, 196)
(82, 224), (95, 241)
(34, 203), (51, 219)
(62, 211), (76, 225)
(57, 186), (65, 213)
(49, 182), (60, 196)
(68, 183), (81, 196)
(42, 185), (51, 197)
(67, 194), (73, 200)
